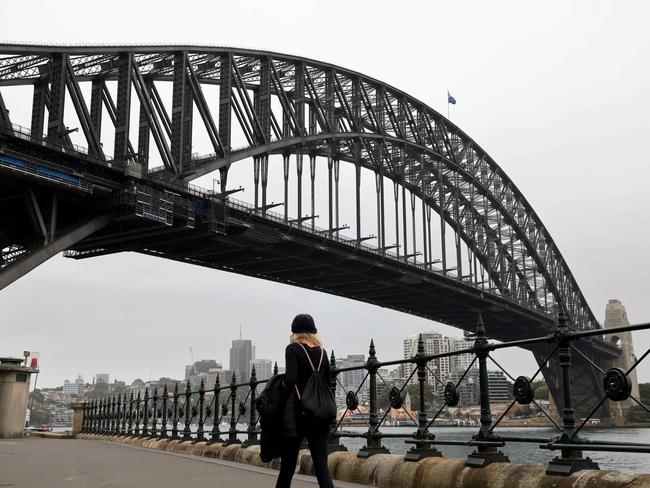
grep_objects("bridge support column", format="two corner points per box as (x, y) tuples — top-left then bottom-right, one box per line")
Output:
(30, 80), (47, 136)
(261, 155), (269, 214)
(253, 157), (260, 209)
(0, 215), (111, 291)
(604, 299), (640, 425)
(296, 153), (303, 222)
(0, 89), (10, 126)
(334, 159), (340, 235)
(283, 154), (289, 221)
(310, 154), (316, 228)
(327, 157), (333, 230)
(393, 182), (400, 257)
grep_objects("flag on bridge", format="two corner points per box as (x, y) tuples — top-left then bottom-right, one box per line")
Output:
(447, 90), (457, 105)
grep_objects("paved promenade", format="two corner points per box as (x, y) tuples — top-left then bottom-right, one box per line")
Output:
(0, 437), (368, 488)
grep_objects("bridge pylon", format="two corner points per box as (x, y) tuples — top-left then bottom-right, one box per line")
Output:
(604, 299), (640, 425)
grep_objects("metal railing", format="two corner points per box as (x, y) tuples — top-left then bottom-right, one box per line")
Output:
(83, 313), (650, 475)
(83, 364), (272, 448)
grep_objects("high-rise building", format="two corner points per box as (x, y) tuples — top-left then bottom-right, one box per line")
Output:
(403, 332), (477, 386)
(449, 337), (475, 373)
(487, 370), (513, 403)
(230, 339), (254, 383)
(95, 373), (109, 384)
(250, 359), (274, 381)
(336, 355), (367, 403)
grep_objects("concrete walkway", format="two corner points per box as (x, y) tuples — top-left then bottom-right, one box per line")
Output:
(0, 437), (369, 488)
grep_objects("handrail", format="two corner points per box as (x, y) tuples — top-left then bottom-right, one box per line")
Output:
(83, 314), (650, 475)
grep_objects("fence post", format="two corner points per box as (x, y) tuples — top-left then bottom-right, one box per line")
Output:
(97, 399), (102, 434)
(328, 351), (347, 453)
(466, 315), (509, 467)
(151, 388), (159, 438)
(160, 384), (169, 438)
(405, 334), (441, 461)
(106, 397), (111, 435)
(121, 394), (128, 435)
(141, 388), (150, 437)
(358, 339), (389, 458)
(84, 401), (91, 433)
(171, 383), (179, 439)
(547, 311), (599, 475)
(243, 366), (258, 447)
(195, 379), (206, 443)
(133, 391), (141, 436)
(127, 391), (134, 436)
(108, 394), (114, 434)
(99, 399), (104, 434)
(182, 380), (192, 441)
(93, 400), (98, 433)
(223, 372), (241, 446)
(115, 393), (122, 435)
(209, 375), (222, 444)
(87, 401), (93, 433)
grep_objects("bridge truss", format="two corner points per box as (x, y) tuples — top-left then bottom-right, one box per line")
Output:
(0, 44), (598, 333)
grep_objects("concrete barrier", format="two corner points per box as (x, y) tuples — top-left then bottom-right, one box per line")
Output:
(76, 434), (650, 487)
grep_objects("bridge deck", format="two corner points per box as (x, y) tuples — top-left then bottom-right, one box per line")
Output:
(0, 437), (367, 488)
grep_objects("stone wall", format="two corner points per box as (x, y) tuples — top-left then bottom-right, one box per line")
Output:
(77, 434), (650, 488)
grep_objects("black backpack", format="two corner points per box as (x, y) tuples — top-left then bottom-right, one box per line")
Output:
(294, 344), (337, 423)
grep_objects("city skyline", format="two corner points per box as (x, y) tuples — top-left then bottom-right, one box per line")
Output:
(48, 327), (518, 390)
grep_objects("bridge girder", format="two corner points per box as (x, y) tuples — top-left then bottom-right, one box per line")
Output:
(0, 44), (597, 332)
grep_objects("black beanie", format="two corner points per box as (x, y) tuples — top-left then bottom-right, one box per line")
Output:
(291, 314), (317, 334)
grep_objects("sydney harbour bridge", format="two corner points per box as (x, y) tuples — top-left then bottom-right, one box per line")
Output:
(0, 44), (620, 416)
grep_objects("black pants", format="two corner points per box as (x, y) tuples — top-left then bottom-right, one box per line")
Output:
(275, 428), (334, 488)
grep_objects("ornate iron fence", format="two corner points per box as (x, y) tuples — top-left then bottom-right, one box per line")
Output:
(83, 313), (650, 476)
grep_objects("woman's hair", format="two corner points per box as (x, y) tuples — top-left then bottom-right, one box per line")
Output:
(290, 332), (322, 347)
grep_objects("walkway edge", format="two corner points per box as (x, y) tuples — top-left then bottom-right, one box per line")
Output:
(77, 434), (650, 488)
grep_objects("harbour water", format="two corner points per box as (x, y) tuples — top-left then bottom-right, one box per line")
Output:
(50, 425), (650, 473)
(339, 426), (650, 474)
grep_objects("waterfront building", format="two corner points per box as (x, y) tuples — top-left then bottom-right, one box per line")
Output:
(336, 355), (367, 403)
(62, 375), (85, 396)
(403, 332), (477, 387)
(487, 370), (513, 403)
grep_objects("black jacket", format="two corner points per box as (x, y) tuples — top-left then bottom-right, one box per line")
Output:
(256, 373), (291, 462)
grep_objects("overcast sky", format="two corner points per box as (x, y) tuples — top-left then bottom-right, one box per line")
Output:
(1, 0), (649, 388)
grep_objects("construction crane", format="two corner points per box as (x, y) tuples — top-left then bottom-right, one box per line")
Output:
(189, 346), (197, 375)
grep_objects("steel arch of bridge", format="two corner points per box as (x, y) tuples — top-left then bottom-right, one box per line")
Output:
(0, 44), (598, 331)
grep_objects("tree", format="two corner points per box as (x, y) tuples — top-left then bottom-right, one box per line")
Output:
(85, 381), (109, 399)
(534, 385), (549, 400)
(27, 390), (51, 427)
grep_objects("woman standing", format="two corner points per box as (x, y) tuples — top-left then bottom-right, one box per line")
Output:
(276, 313), (334, 488)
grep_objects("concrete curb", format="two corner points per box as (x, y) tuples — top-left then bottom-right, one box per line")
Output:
(76, 434), (650, 487)
(28, 431), (75, 439)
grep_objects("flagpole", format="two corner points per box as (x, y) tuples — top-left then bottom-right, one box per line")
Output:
(447, 89), (450, 120)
